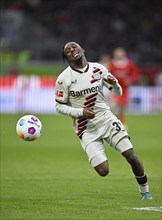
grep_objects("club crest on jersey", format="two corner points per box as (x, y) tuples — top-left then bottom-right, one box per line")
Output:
(91, 67), (102, 83)
(56, 90), (64, 97)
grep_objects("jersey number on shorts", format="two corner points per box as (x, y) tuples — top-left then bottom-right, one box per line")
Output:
(112, 122), (121, 131)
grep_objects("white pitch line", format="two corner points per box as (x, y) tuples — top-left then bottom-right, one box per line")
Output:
(124, 206), (162, 212)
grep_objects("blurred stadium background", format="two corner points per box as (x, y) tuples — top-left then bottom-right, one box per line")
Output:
(0, 0), (162, 114)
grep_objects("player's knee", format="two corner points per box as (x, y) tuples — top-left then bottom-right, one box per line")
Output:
(123, 149), (139, 165)
(94, 162), (109, 177)
(98, 168), (109, 177)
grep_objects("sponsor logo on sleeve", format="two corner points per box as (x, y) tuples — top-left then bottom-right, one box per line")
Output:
(56, 90), (64, 97)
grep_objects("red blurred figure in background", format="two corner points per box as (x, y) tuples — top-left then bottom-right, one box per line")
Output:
(108, 47), (140, 127)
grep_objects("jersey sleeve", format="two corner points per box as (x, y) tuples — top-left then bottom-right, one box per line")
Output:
(55, 75), (69, 103)
(55, 102), (83, 118)
(55, 73), (84, 118)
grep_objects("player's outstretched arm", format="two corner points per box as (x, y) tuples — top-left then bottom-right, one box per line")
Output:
(55, 101), (84, 118)
(103, 75), (122, 96)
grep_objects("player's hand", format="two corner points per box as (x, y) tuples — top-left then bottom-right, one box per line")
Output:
(103, 76), (117, 85)
(83, 108), (95, 119)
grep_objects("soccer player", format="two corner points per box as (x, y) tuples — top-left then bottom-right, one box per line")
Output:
(55, 42), (152, 200)
(108, 47), (140, 126)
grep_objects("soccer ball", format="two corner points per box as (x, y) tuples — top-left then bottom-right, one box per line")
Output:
(16, 115), (42, 141)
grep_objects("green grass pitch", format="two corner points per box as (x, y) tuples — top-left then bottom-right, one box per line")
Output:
(0, 114), (161, 220)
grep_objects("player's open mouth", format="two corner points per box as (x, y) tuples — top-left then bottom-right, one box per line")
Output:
(73, 53), (79, 58)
